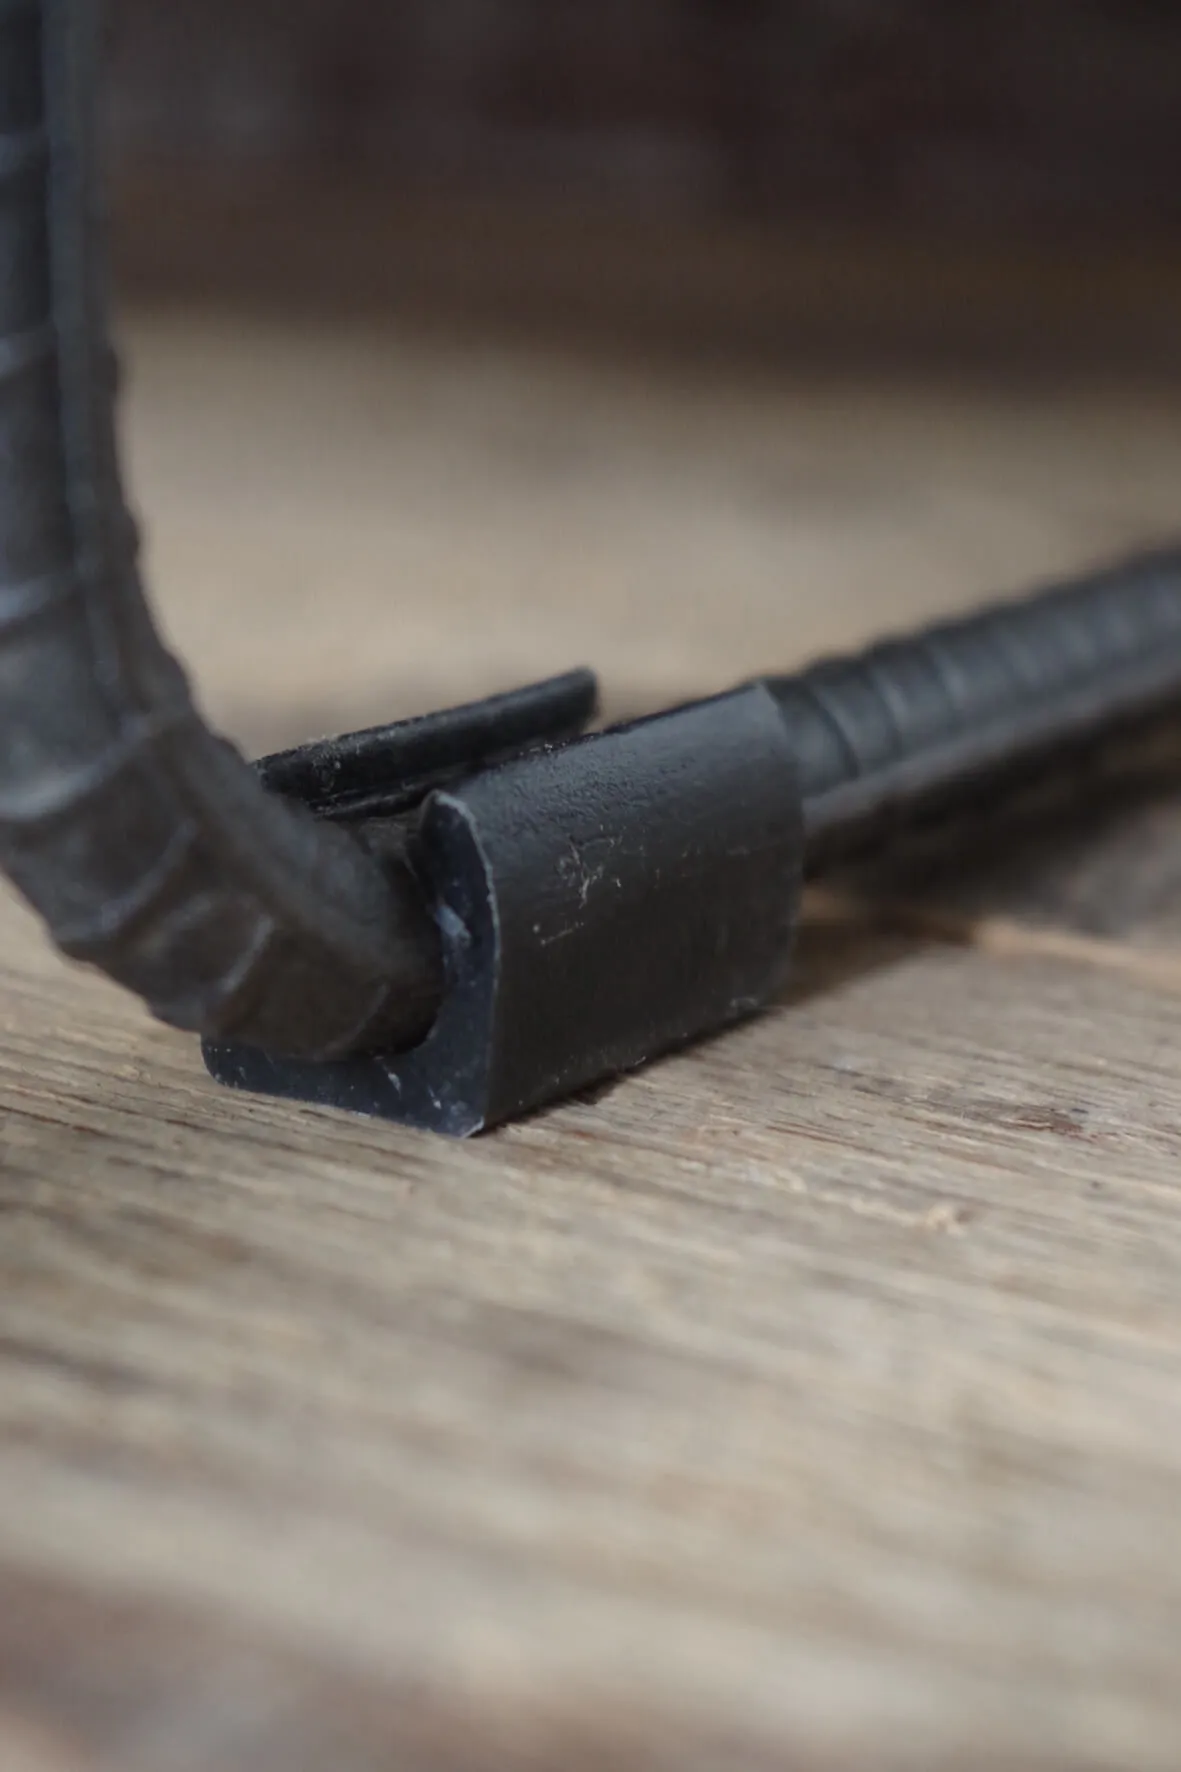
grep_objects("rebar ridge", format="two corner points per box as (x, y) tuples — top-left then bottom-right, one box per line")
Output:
(768, 552), (1181, 868)
(0, 0), (442, 1059)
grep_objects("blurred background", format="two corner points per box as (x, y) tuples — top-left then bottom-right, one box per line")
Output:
(107, 0), (1181, 230)
(100, 0), (1181, 750)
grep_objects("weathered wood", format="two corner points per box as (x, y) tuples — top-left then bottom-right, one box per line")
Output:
(4, 306), (1181, 1770)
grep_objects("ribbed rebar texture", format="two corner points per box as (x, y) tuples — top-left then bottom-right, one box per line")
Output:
(0, 0), (442, 1058)
(767, 552), (1181, 870)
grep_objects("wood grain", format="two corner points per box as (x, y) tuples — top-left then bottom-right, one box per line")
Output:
(4, 300), (1181, 1770)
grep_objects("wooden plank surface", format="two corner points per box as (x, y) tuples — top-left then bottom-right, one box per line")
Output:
(4, 298), (1181, 1770)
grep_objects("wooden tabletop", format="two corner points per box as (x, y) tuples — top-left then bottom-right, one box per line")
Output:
(3, 294), (1181, 1771)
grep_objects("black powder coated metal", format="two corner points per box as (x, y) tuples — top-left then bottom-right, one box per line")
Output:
(0, 0), (444, 1064)
(205, 684), (806, 1135)
(9, 3), (1181, 1136)
(776, 552), (1181, 871)
(206, 551), (1181, 1137)
(256, 669), (599, 823)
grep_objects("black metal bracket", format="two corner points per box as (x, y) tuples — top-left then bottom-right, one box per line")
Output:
(204, 674), (806, 1136)
(16, 2), (1181, 1137)
(252, 669), (601, 823)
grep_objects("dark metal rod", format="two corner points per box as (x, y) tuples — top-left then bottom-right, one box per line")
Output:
(766, 551), (1181, 873)
(0, 0), (443, 1060)
(5, 0), (1181, 1090)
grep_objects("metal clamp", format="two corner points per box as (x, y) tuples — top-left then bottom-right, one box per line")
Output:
(204, 675), (805, 1136)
